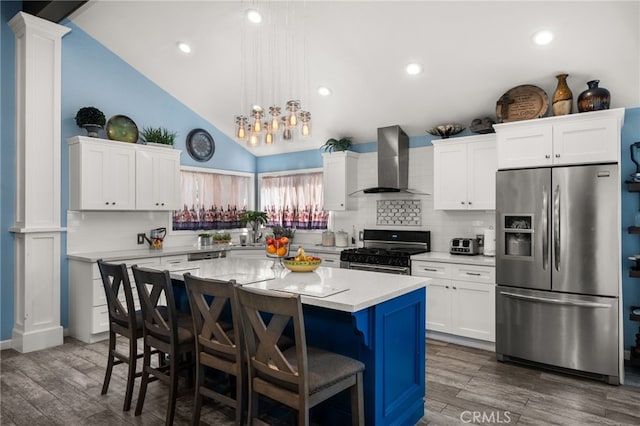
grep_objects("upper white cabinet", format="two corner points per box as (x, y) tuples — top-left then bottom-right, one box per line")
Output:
(495, 108), (624, 169)
(69, 137), (136, 210)
(68, 136), (181, 211)
(323, 151), (358, 211)
(136, 146), (181, 210)
(433, 134), (497, 210)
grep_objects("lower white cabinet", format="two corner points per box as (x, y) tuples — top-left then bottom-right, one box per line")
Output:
(305, 251), (341, 268)
(412, 260), (495, 342)
(69, 254), (187, 343)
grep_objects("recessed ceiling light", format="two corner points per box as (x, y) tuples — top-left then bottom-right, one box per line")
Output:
(406, 63), (423, 75)
(246, 9), (262, 24)
(177, 42), (191, 54)
(317, 86), (332, 96)
(532, 30), (553, 45)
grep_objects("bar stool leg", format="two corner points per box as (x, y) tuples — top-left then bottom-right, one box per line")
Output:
(101, 331), (116, 395)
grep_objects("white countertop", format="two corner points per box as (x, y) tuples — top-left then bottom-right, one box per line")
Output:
(411, 251), (495, 267)
(153, 258), (429, 313)
(67, 245), (232, 262)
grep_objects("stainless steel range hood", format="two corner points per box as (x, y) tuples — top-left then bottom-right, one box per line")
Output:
(351, 125), (427, 195)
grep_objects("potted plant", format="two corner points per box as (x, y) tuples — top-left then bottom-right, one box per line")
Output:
(239, 210), (269, 244)
(140, 126), (177, 147)
(212, 232), (232, 244)
(75, 106), (106, 137)
(198, 232), (213, 246)
(320, 137), (352, 152)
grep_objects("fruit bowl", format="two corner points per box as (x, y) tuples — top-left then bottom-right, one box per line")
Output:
(265, 235), (290, 258)
(282, 257), (322, 272)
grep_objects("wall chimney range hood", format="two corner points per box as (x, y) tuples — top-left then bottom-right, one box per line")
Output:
(351, 125), (428, 195)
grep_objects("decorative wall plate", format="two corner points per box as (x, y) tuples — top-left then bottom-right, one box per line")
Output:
(106, 115), (139, 143)
(496, 85), (548, 123)
(186, 128), (215, 162)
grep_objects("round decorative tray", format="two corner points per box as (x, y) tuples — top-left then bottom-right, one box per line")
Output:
(106, 114), (139, 143)
(282, 257), (322, 272)
(496, 84), (548, 123)
(427, 123), (465, 139)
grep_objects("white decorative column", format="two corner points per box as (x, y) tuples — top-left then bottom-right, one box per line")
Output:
(9, 12), (70, 353)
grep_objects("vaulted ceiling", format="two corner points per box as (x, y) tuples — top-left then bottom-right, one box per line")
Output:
(69, 1), (640, 156)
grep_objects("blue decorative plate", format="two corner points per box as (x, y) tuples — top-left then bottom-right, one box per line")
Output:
(106, 115), (139, 143)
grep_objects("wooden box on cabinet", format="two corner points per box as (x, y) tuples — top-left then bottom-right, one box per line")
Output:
(323, 151), (358, 211)
(495, 108), (624, 170)
(412, 260), (496, 342)
(433, 134), (497, 210)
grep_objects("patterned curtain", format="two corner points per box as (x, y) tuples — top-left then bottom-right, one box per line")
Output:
(260, 172), (328, 230)
(173, 170), (252, 231)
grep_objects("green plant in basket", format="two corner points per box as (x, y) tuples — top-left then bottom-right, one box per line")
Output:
(140, 126), (177, 146)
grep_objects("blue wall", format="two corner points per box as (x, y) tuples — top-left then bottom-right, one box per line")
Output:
(620, 107), (640, 351)
(2, 8), (640, 355)
(1, 1), (20, 344)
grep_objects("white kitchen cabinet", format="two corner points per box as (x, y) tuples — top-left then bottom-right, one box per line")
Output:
(68, 137), (136, 210)
(68, 136), (181, 211)
(412, 260), (495, 342)
(135, 146), (181, 210)
(304, 251), (341, 268)
(433, 135), (496, 210)
(323, 151), (358, 211)
(495, 108), (624, 169)
(69, 254), (187, 343)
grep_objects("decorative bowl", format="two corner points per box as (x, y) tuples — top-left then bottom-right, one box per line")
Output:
(106, 114), (139, 143)
(282, 257), (322, 272)
(426, 123), (465, 139)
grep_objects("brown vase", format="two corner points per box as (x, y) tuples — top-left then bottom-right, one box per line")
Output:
(552, 73), (573, 116)
(577, 80), (611, 112)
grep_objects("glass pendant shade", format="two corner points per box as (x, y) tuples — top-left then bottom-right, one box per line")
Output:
(301, 122), (311, 137)
(235, 115), (248, 140)
(269, 106), (281, 131)
(300, 111), (311, 137)
(282, 127), (293, 141)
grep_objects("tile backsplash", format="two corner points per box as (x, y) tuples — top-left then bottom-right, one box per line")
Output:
(376, 199), (421, 226)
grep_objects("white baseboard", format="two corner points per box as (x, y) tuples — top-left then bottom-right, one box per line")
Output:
(427, 330), (496, 352)
(1, 328), (69, 352)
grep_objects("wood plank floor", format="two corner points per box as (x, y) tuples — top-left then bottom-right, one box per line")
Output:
(2, 337), (640, 425)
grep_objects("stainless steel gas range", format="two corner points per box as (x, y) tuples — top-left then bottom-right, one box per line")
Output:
(340, 229), (430, 275)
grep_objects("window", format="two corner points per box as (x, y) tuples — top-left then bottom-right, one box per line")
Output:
(173, 168), (253, 231)
(259, 171), (328, 230)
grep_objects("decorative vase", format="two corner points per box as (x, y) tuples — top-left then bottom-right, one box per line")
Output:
(82, 124), (102, 137)
(577, 80), (610, 112)
(552, 73), (573, 116)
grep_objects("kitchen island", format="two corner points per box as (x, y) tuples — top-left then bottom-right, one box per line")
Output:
(158, 258), (428, 426)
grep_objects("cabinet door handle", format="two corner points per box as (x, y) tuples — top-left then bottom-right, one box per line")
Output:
(161, 203), (165, 206)
(112, 202), (116, 205)
(156, 202), (159, 206)
(445, 285), (449, 289)
(452, 286), (457, 290)
(545, 154), (551, 159)
(468, 201), (472, 205)
(423, 268), (438, 272)
(555, 154), (560, 158)
(460, 201), (465, 205)
(466, 272), (481, 276)
(105, 201), (109, 205)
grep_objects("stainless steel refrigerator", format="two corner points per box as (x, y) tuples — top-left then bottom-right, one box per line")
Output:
(495, 163), (621, 384)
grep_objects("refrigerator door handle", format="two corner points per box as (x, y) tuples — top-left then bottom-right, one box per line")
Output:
(542, 185), (549, 270)
(499, 291), (611, 308)
(553, 184), (560, 271)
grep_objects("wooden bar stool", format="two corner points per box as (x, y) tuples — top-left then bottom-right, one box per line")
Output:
(184, 273), (245, 425)
(236, 286), (365, 426)
(132, 265), (195, 425)
(97, 259), (143, 411)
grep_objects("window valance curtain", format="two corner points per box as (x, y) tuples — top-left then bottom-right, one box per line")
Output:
(173, 170), (251, 230)
(260, 172), (328, 230)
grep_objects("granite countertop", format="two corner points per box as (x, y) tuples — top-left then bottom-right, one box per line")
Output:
(411, 251), (496, 267)
(154, 258), (429, 313)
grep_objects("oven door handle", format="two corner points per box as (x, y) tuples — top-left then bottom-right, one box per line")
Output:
(349, 263), (409, 274)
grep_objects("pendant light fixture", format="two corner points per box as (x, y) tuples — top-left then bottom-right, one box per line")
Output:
(235, 0), (311, 147)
